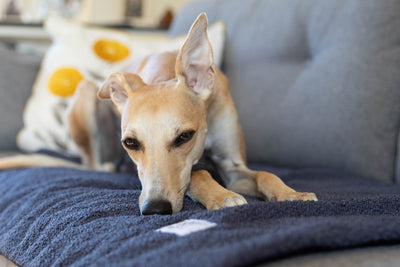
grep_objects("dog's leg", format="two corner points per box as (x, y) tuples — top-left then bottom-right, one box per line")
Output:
(209, 106), (317, 202)
(67, 80), (114, 172)
(226, 167), (317, 201)
(188, 170), (247, 210)
(219, 156), (317, 202)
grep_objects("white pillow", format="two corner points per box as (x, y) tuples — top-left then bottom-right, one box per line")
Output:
(17, 17), (226, 155)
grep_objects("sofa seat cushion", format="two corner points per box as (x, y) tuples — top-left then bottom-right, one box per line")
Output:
(1, 166), (400, 266)
(169, 0), (400, 183)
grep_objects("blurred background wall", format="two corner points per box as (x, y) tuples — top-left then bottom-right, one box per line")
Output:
(0, 0), (193, 28)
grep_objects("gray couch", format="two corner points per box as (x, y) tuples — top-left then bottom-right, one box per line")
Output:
(0, 43), (41, 153)
(171, 0), (400, 265)
(170, 0), (400, 184)
(0, 0), (400, 266)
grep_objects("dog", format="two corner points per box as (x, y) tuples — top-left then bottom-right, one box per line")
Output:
(0, 13), (317, 215)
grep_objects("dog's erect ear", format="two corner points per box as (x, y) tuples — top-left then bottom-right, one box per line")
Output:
(176, 13), (215, 99)
(98, 73), (146, 109)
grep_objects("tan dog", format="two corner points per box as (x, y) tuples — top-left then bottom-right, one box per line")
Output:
(0, 13), (317, 215)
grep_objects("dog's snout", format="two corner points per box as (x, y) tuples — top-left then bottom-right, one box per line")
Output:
(141, 199), (173, 215)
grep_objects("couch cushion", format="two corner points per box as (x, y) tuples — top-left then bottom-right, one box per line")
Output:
(170, 0), (400, 183)
(1, 166), (400, 266)
(0, 43), (41, 150)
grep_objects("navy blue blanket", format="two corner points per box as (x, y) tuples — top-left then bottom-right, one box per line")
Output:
(1, 165), (400, 266)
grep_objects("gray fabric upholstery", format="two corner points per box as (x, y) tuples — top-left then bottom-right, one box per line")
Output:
(170, 0), (400, 183)
(0, 151), (20, 158)
(264, 244), (400, 267)
(0, 43), (41, 150)
(397, 140), (400, 184)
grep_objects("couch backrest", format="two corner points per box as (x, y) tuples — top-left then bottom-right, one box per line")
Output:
(170, 0), (400, 183)
(0, 44), (41, 151)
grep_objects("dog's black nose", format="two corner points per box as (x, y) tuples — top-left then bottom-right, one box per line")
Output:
(141, 200), (173, 215)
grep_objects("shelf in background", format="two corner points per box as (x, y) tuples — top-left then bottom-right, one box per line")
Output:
(0, 23), (167, 42)
(0, 24), (49, 41)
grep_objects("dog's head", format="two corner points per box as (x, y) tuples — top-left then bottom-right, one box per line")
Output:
(98, 13), (215, 215)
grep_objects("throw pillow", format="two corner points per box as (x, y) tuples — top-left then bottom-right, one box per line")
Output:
(17, 17), (225, 155)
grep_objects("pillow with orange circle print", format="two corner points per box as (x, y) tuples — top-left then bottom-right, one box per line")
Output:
(17, 16), (226, 154)
(47, 40), (131, 98)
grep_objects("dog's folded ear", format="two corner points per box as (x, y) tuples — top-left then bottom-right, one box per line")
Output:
(98, 73), (146, 110)
(176, 13), (216, 100)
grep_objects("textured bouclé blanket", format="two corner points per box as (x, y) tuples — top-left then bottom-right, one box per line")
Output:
(1, 165), (400, 266)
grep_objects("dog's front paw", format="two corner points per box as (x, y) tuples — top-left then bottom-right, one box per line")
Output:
(276, 191), (318, 202)
(255, 171), (317, 202)
(208, 192), (247, 210)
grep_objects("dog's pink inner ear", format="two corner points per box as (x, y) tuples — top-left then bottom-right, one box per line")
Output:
(99, 73), (145, 104)
(98, 73), (132, 108)
(177, 14), (215, 96)
(184, 63), (215, 94)
(110, 82), (128, 104)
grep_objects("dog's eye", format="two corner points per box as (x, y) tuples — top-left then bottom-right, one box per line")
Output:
(174, 130), (195, 147)
(123, 137), (141, 151)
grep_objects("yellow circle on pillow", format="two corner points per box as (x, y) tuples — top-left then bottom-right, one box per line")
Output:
(93, 39), (130, 62)
(48, 68), (84, 97)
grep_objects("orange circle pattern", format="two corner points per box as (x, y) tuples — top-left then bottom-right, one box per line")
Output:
(93, 39), (130, 62)
(48, 67), (84, 97)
